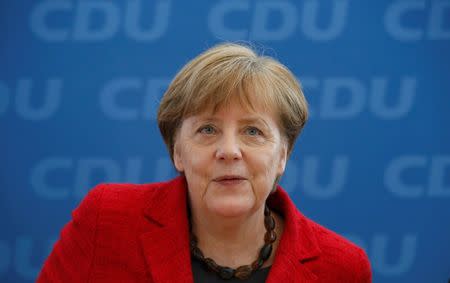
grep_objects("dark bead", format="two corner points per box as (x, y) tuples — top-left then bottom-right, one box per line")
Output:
(191, 246), (204, 259)
(218, 267), (235, 279)
(259, 244), (273, 261)
(264, 206), (270, 216)
(190, 235), (198, 248)
(264, 230), (277, 243)
(264, 215), (275, 230)
(203, 258), (219, 272)
(235, 265), (253, 280)
(251, 258), (264, 270)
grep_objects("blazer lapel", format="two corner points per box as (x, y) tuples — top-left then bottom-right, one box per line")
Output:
(139, 177), (194, 283)
(266, 186), (322, 282)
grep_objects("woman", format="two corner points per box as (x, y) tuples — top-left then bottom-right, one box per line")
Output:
(37, 43), (372, 282)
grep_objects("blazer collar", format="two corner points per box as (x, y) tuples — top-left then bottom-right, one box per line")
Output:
(139, 177), (193, 283)
(140, 176), (321, 282)
(265, 186), (322, 282)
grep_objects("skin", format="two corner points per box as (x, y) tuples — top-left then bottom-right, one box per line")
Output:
(173, 97), (288, 268)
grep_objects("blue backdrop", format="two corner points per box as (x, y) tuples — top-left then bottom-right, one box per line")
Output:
(1, 0), (450, 282)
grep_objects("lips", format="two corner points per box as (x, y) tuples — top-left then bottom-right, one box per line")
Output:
(213, 175), (246, 182)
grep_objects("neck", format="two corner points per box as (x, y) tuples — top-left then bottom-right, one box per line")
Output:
(189, 204), (281, 269)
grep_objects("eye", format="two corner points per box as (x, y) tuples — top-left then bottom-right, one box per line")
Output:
(245, 127), (262, 136)
(198, 125), (216, 135)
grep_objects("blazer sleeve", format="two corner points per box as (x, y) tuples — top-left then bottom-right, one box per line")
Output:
(36, 184), (106, 283)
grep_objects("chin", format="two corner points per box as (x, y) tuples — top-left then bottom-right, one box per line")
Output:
(206, 199), (254, 218)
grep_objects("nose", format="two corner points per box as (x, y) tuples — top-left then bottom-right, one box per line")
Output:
(215, 131), (242, 161)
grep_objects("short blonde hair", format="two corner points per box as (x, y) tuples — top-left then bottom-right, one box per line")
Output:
(157, 42), (308, 160)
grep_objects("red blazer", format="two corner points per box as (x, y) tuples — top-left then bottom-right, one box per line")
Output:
(37, 176), (372, 283)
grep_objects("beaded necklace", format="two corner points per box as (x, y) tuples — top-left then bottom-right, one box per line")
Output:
(189, 206), (277, 280)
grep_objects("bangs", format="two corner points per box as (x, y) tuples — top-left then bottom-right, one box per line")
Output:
(181, 62), (279, 118)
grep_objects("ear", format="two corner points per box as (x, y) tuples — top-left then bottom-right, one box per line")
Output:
(173, 142), (184, 172)
(276, 142), (288, 176)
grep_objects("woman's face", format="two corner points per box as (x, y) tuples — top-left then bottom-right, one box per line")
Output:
(173, 98), (287, 218)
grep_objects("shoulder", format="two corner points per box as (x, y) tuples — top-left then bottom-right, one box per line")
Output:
(89, 181), (166, 206)
(306, 218), (364, 260)
(268, 187), (372, 282)
(304, 217), (372, 282)
(73, 179), (171, 222)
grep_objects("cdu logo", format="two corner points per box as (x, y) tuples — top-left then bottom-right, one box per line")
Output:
(281, 155), (349, 199)
(0, 79), (63, 120)
(0, 236), (56, 280)
(29, 0), (171, 42)
(302, 77), (417, 120)
(385, 155), (450, 198)
(208, 0), (348, 41)
(384, 0), (450, 41)
(30, 157), (176, 200)
(99, 77), (170, 121)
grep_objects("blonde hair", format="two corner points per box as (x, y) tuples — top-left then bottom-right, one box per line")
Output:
(157, 43), (308, 160)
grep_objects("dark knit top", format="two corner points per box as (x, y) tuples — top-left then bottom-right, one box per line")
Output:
(191, 257), (271, 283)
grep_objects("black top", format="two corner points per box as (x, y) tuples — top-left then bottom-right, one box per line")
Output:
(191, 257), (271, 283)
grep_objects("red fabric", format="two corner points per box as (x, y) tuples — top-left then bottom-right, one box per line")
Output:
(37, 176), (372, 283)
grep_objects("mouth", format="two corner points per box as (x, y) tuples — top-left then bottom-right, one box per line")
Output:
(214, 175), (246, 181)
(213, 175), (246, 185)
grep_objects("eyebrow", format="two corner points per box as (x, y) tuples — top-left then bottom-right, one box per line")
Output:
(193, 116), (272, 129)
(238, 117), (271, 129)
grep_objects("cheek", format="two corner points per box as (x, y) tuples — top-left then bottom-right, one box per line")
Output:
(250, 148), (280, 181)
(181, 146), (209, 195)
(181, 144), (211, 177)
